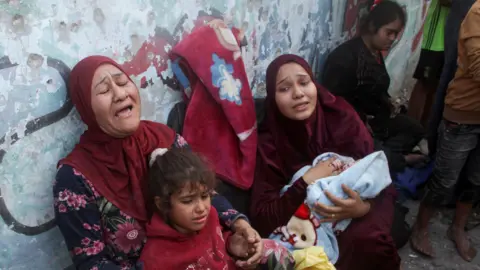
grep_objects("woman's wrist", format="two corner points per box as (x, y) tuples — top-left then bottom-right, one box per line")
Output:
(351, 200), (372, 219)
(232, 218), (250, 232)
(362, 200), (372, 216)
(302, 174), (313, 185)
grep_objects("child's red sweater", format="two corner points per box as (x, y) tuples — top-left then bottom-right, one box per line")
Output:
(139, 207), (237, 270)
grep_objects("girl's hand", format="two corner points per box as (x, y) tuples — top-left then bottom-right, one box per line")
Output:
(227, 232), (250, 259)
(235, 239), (264, 269)
(313, 184), (371, 222)
(303, 157), (338, 185)
(232, 219), (264, 269)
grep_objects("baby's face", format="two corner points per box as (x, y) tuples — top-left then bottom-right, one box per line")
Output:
(322, 159), (358, 176)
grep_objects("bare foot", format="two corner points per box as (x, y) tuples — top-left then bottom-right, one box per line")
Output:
(410, 224), (435, 257)
(447, 226), (477, 262)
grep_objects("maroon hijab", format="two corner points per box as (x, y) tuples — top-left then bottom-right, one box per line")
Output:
(59, 56), (175, 222)
(258, 54), (373, 178)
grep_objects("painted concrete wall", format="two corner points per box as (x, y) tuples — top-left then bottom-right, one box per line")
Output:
(0, 0), (428, 269)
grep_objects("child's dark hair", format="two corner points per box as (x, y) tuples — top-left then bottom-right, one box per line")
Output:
(360, 0), (406, 35)
(147, 147), (216, 221)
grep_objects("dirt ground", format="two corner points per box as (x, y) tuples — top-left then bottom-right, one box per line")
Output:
(400, 200), (480, 270)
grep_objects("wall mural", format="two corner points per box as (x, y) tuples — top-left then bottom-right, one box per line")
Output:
(0, 0), (428, 269)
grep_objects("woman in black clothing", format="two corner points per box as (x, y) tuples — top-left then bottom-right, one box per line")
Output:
(322, 0), (427, 172)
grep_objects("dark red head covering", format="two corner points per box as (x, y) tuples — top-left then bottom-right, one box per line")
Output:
(258, 54), (373, 178)
(59, 56), (175, 222)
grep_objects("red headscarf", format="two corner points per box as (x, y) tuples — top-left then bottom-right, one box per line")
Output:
(59, 56), (175, 222)
(258, 54), (373, 178)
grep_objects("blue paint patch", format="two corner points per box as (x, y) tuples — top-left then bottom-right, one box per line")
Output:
(171, 59), (190, 90)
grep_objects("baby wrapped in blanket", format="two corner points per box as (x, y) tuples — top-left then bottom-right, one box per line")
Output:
(269, 151), (392, 264)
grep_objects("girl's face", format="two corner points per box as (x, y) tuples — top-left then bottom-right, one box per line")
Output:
(167, 183), (211, 234)
(274, 62), (317, 121)
(370, 18), (403, 51)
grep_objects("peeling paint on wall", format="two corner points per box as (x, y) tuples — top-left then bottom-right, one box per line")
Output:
(0, 0), (428, 269)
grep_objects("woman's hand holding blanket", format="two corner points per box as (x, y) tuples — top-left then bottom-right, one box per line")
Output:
(313, 184), (371, 223)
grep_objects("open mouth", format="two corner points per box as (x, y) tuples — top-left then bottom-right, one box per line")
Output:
(293, 102), (309, 110)
(115, 105), (133, 118)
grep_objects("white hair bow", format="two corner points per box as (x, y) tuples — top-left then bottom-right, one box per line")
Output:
(149, 148), (168, 167)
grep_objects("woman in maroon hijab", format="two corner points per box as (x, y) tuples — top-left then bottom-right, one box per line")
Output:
(54, 56), (263, 269)
(250, 54), (401, 269)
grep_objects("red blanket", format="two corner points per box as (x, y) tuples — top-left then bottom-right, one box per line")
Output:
(170, 20), (257, 190)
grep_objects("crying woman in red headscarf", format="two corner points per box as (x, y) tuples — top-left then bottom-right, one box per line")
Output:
(250, 54), (401, 270)
(53, 56), (263, 269)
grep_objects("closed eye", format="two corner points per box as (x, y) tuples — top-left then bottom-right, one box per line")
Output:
(181, 199), (193, 205)
(117, 80), (129, 87)
(97, 88), (110, 95)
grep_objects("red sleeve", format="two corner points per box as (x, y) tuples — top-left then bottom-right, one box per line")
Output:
(249, 157), (308, 237)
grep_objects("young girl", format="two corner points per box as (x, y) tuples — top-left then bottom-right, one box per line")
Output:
(139, 147), (294, 269)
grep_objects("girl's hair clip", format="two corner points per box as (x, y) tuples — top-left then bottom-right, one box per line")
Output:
(371, 0), (382, 11)
(149, 148), (168, 167)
